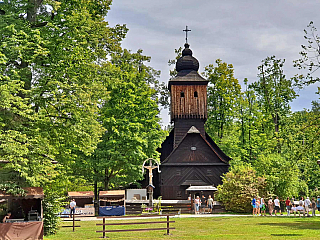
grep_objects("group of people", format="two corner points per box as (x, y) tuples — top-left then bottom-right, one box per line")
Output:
(193, 195), (214, 214)
(252, 196), (320, 217)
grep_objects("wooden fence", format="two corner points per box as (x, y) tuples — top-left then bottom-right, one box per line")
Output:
(59, 213), (81, 232)
(96, 214), (175, 238)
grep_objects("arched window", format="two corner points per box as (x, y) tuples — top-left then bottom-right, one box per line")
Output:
(194, 91), (198, 97)
(180, 91), (185, 98)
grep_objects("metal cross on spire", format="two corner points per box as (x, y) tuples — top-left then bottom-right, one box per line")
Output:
(183, 26), (191, 44)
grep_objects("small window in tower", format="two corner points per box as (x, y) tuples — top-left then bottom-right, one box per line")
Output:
(176, 170), (181, 176)
(180, 91), (185, 98)
(194, 91), (198, 98)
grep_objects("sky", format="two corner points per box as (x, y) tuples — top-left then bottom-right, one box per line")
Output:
(106, 0), (320, 126)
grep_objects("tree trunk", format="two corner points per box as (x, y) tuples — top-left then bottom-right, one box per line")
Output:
(104, 169), (109, 190)
(27, 0), (42, 23)
(94, 180), (99, 216)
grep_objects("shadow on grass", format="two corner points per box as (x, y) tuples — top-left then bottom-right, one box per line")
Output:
(271, 234), (303, 236)
(260, 220), (320, 231)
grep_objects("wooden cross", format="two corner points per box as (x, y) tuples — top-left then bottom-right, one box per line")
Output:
(183, 26), (191, 43)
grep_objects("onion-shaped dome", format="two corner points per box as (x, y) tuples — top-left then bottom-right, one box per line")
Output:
(176, 43), (199, 72)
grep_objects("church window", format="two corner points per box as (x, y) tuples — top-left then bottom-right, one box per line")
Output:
(177, 191), (182, 198)
(194, 91), (198, 97)
(207, 169), (213, 176)
(180, 91), (184, 98)
(176, 170), (181, 176)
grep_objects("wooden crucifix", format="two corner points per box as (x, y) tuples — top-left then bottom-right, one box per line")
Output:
(142, 158), (161, 206)
(142, 158), (161, 186)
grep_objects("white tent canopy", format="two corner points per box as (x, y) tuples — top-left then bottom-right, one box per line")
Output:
(186, 186), (218, 192)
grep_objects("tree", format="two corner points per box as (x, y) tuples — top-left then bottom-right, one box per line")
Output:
(281, 102), (320, 194)
(253, 153), (301, 199)
(204, 59), (241, 141)
(252, 56), (297, 138)
(0, 0), (127, 234)
(294, 21), (320, 85)
(0, 0), (128, 184)
(74, 50), (166, 194)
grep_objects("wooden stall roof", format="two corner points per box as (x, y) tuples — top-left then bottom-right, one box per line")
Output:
(99, 190), (125, 198)
(0, 187), (44, 199)
(68, 191), (94, 198)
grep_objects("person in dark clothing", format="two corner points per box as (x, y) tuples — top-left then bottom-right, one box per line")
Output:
(201, 195), (206, 213)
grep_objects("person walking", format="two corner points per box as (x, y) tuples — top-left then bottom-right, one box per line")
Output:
(285, 197), (291, 216)
(268, 198), (274, 216)
(274, 196), (281, 216)
(311, 197), (316, 217)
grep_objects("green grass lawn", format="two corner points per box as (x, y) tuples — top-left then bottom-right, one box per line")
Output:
(45, 216), (320, 240)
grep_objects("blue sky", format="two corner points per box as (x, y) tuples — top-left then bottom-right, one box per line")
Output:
(106, 0), (320, 126)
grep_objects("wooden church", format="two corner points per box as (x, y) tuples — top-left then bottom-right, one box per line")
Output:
(155, 43), (230, 200)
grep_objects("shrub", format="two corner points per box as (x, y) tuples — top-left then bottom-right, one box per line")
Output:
(43, 193), (63, 235)
(216, 164), (266, 213)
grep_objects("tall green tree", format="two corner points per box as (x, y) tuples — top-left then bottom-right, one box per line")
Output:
(74, 50), (166, 193)
(252, 56), (297, 136)
(204, 59), (241, 141)
(0, 0), (127, 234)
(0, 0), (127, 186)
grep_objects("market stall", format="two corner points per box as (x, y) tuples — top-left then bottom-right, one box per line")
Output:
(0, 187), (44, 221)
(99, 190), (125, 216)
(67, 191), (95, 216)
(0, 187), (44, 240)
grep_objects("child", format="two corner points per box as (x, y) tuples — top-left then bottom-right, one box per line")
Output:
(252, 197), (256, 216)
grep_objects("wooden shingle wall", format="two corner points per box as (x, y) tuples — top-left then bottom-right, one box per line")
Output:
(171, 85), (207, 121)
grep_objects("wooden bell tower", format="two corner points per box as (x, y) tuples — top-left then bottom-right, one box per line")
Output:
(169, 43), (209, 147)
(155, 29), (230, 200)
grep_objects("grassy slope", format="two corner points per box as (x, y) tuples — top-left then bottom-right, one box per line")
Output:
(45, 216), (320, 240)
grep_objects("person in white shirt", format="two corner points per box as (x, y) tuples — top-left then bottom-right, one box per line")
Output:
(291, 205), (297, 217)
(70, 199), (76, 218)
(274, 196), (281, 216)
(304, 197), (311, 217)
(194, 196), (200, 214)
(297, 201), (305, 217)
